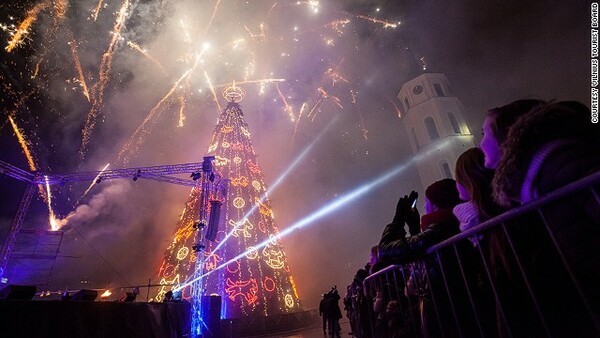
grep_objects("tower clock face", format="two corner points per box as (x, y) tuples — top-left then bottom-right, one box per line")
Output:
(412, 85), (424, 95)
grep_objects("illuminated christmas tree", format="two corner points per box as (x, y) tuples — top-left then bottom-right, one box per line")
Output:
(154, 87), (301, 319)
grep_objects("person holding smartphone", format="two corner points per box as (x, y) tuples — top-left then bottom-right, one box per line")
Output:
(377, 178), (461, 266)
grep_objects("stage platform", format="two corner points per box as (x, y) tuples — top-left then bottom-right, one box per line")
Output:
(0, 299), (320, 338)
(0, 300), (191, 338)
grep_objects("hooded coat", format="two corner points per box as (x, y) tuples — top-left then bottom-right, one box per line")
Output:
(490, 101), (600, 336)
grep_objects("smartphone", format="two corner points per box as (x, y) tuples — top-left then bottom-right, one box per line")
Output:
(411, 198), (418, 209)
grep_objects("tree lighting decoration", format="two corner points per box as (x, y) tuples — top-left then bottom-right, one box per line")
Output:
(153, 91), (300, 319)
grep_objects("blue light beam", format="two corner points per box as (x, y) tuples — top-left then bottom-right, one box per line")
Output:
(176, 139), (451, 291)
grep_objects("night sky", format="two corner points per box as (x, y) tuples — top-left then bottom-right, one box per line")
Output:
(0, 0), (590, 308)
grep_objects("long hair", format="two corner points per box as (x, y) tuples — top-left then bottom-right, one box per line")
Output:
(455, 147), (501, 221)
(487, 99), (545, 145)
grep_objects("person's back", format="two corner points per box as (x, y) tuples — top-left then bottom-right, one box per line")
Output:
(319, 293), (330, 333)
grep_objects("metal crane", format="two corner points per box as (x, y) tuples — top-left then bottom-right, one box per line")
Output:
(0, 158), (222, 284)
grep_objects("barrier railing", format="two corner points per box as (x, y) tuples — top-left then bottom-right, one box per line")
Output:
(359, 171), (600, 337)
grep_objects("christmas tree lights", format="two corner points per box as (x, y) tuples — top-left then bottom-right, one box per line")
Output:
(154, 89), (300, 319)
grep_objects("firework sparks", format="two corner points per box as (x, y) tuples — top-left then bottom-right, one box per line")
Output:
(325, 67), (349, 86)
(44, 176), (61, 231)
(325, 19), (350, 35)
(53, 0), (69, 20)
(127, 41), (168, 75)
(318, 87), (343, 109)
(70, 39), (91, 102)
(8, 114), (50, 202)
(8, 115), (37, 171)
(92, 0), (105, 21)
(297, 0), (320, 14)
(31, 58), (42, 79)
(307, 96), (324, 121)
(217, 78), (285, 88)
(204, 70), (222, 113)
(292, 102), (308, 142)
(356, 15), (400, 29)
(178, 95), (186, 127)
(275, 83), (295, 122)
(81, 163), (110, 200)
(80, 0), (130, 160)
(244, 23), (266, 42)
(6, 1), (50, 52)
(353, 91), (368, 140)
(388, 97), (403, 119)
(267, 2), (278, 17)
(179, 18), (192, 44)
(118, 57), (200, 164)
(204, 0), (223, 36)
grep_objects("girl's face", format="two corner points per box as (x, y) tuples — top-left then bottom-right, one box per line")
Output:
(424, 197), (437, 214)
(456, 181), (470, 201)
(480, 116), (501, 169)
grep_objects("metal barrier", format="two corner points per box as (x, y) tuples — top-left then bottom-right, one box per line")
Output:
(359, 171), (600, 337)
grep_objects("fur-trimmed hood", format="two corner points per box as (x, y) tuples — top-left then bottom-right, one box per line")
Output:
(492, 101), (596, 207)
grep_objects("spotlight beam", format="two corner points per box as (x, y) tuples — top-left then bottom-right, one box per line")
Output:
(176, 140), (451, 291)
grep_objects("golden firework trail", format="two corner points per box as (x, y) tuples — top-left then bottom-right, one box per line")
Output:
(231, 38), (246, 51)
(325, 67), (349, 86)
(80, 0), (130, 160)
(204, 0), (223, 36)
(356, 15), (399, 29)
(317, 87), (341, 106)
(204, 70), (222, 113)
(307, 87), (342, 121)
(387, 97), (402, 118)
(217, 78), (285, 88)
(92, 0), (105, 22)
(246, 52), (256, 79)
(267, 2), (278, 17)
(81, 163), (110, 199)
(8, 114), (50, 202)
(292, 102), (308, 142)
(127, 41), (168, 75)
(32, 59), (42, 79)
(118, 57), (200, 163)
(53, 0), (69, 20)
(326, 19), (350, 35)
(177, 95), (186, 127)
(244, 23), (266, 42)
(6, 1), (50, 52)
(44, 176), (61, 231)
(275, 83), (295, 122)
(8, 115), (36, 171)
(70, 39), (91, 102)
(179, 18), (192, 44)
(307, 96), (324, 121)
(353, 90), (368, 140)
(296, 0), (320, 12)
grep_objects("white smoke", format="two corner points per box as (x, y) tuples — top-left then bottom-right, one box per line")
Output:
(57, 180), (132, 232)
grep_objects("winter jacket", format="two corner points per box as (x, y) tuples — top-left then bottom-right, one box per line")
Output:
(378, 208), (459, 265)
(491, 101), (600, 336)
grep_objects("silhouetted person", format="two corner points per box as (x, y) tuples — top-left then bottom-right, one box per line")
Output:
(163, 290), (173, 302)
(319, 293), (330, 334)
(327, 287), (342, 337)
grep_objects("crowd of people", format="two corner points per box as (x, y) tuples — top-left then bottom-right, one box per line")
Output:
(343, 99), (600, 337)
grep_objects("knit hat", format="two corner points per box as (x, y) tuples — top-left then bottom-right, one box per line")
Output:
(425, 178), (461, 209)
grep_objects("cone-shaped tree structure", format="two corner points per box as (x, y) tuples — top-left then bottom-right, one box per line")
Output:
(154, 100), (301, 318)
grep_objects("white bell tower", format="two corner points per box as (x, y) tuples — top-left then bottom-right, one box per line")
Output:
(397, 73), (476, 188)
